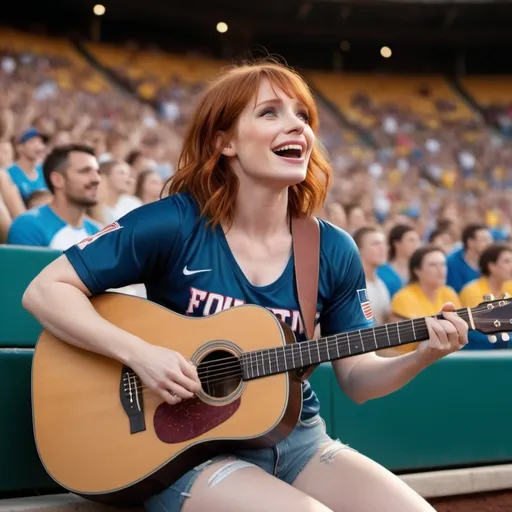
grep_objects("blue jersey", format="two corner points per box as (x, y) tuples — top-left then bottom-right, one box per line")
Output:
(64, 193), (373, 421)
(7, 204), (99, 250)
(376, 262), (404, 298)
(7, 163), (48, 200)
(446, 248), (480, 294)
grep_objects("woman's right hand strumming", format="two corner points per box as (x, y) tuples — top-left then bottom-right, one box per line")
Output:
(131, 344), (203, 405)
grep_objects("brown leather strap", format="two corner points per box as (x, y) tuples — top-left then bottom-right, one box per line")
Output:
(291, 215), (320, 379)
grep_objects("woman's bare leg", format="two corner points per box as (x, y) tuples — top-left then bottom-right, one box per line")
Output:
(292, 441), (435, 512)
(181, 459), (334, 512)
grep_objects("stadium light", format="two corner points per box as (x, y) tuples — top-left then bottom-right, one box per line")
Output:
(93, 4), (106, 16)
(380, 46), (392, 58)
(216, 22), (228, 33)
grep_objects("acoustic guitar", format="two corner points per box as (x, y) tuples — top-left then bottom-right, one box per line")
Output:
(31, 292), (512, 506)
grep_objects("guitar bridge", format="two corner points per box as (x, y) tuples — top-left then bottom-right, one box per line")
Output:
(120, 365), (146, 434)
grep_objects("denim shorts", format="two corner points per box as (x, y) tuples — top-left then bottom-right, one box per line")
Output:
(144, 414), (335, 512)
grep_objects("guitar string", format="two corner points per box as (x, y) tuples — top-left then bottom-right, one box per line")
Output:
(124, 317), (505, 393)
(185, 304), (502, 374)
(128, 315), (506, 394)
(191, 307), (499, 375)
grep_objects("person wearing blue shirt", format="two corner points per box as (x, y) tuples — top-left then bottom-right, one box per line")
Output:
(446, 223), (493, 293)
(23, 61), (467, 512)
(7, 144), (101, 250)
(377, 224), (421, 298)
(7, 128), (49, 201)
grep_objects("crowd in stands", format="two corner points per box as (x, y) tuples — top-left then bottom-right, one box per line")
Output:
(1, 27), (512, 352)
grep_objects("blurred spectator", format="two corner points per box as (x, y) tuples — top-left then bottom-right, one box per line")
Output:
(460, 243), (512, 305)
(126, 149), (157, 176)
(345, 203), (367, 235)
(7, 128), (48, 200)
(7, 144), (100, 249)
(325, 202), (347, 230)
(0, 140), (14, 169)
(353, 226), (391, 325)
(459, 243), (512, 350)
(446, 223), (493, 293)
(92, 160), (142, 225)
(26, 189), (52, 209)
(389, 245), (461, 355)
(0, 169), (25, 218)
(135, 169), (163, 205)
(428, 226), (454, 255)
(377, 224), (421, 298)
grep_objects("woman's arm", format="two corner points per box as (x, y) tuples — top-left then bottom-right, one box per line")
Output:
(332, 304), (468, 404)
(23, 255), (147, 364)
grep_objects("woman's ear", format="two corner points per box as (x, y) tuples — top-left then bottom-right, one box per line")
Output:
(216, 132), (236, 157)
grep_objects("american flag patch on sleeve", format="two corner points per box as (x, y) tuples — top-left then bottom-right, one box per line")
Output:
(357, 288), (374, 320)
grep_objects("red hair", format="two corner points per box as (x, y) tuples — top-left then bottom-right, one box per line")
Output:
(166, 59), (332, 228)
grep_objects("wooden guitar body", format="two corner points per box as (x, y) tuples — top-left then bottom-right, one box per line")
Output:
(31, 294), (303, 506)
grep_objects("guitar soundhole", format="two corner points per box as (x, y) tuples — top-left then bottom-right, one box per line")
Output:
(197, 349), (242, 399)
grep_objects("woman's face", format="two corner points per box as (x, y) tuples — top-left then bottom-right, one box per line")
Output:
(222, 78), (315, 189)
(396, 230), (422, 259)
(415, 250), (447, 288)
(489, 250), (512, 282)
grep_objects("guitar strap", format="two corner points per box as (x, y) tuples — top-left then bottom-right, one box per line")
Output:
(291, 215), (320, 381)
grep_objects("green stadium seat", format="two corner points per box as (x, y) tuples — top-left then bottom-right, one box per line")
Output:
(0, 245), (61, 348)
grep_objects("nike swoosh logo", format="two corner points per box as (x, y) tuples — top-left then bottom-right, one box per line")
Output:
(183, 266), (212, 276)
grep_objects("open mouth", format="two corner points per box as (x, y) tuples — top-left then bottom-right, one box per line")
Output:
(272, 144), (304, 160)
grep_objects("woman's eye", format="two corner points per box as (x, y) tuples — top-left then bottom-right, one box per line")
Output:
(260, 108), (276, 117)
(297, 111), (309, 123)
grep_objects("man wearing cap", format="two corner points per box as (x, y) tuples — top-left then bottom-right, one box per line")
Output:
(7, 128), (49, 202)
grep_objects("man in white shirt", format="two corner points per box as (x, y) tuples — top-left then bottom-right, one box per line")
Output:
(353, 226), (391, 325)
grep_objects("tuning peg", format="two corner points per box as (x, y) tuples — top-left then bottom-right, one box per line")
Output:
(502, 333), (510, 342)
(488, 335), (498, 343)
(504, 293), (511, 299)
(484, 294), (496, 301)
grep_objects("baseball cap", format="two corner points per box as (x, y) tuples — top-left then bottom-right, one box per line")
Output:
(18, 127), (49, 145)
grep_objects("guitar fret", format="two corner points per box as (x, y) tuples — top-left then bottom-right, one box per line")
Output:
(359, 330), (364, 352)
(267, 349), (272, 374)
(373, 328), (378, 349)
(347, 333), (351, 355)
(385, 324), (390, 346)
(397, 323), (402, 344)
(316, 340), (321, 363)
(299, 343), (304, 368)
(411, 319), (416, 340)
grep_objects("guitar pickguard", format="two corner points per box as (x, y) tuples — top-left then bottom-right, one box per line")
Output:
(154, 397), (241, 443)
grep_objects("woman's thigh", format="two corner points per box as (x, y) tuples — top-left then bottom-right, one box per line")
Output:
(146, 457), (334, 512)
(292, 442), (435, 512)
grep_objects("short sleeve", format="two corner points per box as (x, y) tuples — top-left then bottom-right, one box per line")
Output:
(64, 196), (184, 295)
(320, 225), (374, 336)
(7, 215), (47, 247)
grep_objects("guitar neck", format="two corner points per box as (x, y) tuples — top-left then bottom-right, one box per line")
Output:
(242, 307), (472, 380)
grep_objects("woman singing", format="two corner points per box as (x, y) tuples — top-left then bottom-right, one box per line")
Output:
(23, 60), (467, 512)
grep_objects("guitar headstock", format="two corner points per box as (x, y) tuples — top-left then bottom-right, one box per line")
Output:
(472, 293), (512, 343)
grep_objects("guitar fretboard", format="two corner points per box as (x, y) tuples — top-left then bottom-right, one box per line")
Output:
(241, 309), (471, 380)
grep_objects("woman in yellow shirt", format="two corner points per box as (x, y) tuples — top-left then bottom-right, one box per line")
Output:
(459, 243), (512, 350)
(460, 243), (512, 307)
(387, 245), (461, 355)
